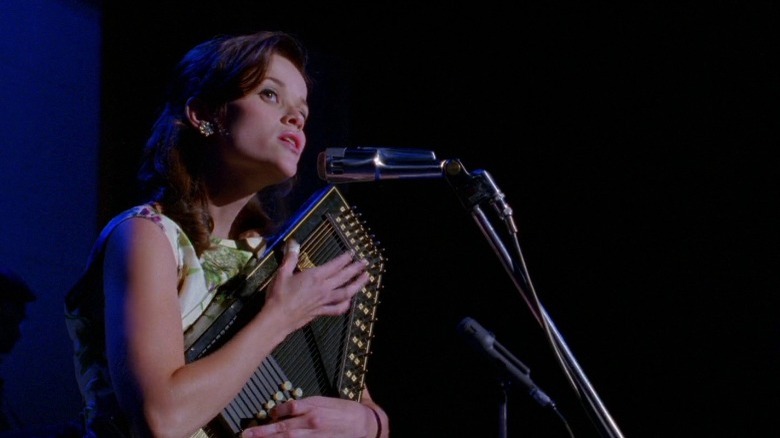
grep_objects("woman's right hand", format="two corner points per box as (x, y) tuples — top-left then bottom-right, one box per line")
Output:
(261, 239), (370, 335)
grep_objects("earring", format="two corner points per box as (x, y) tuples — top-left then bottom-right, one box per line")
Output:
(199, 121), (215, 137)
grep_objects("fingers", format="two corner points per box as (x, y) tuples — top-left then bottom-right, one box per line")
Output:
(240, 397), (355, 437)
(268, 397), (306, 419)
(284, 242), (369, 291)
(274, 241), (370, 314)
(327, 254), (370, 289)
(277, 239), (300, 277)
(265, 396), (339, 419)
(241, 400), (310, 437)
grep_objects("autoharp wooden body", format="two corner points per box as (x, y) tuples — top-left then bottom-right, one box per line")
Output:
(184, 185), (386, 438)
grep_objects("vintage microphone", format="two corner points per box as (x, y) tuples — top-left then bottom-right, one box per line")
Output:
(316, 147), (445, 182)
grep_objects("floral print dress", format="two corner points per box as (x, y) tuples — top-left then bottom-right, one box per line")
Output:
(64, 204), (264, 435)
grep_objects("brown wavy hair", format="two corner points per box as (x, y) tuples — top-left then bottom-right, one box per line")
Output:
(137, 31), (310, 255)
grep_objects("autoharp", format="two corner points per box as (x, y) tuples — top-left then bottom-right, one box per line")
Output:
(184, 185), (386, 437)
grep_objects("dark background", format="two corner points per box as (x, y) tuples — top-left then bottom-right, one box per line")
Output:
(96, 2), (776, 437)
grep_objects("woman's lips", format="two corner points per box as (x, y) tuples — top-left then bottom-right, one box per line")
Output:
(279, 131), (303, 153)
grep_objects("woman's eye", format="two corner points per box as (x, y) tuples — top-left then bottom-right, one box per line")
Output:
(259, 89), (278, 102)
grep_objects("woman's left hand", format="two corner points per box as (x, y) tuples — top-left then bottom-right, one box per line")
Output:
(240, 396), (375, 437)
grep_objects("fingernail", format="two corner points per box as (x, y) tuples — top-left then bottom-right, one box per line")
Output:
(286, 239), (300, 255)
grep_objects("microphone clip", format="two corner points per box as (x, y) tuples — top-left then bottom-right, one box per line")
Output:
(444, 161), (515, 229)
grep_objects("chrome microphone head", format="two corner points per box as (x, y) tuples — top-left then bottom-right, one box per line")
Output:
(317, 147), (445, 183)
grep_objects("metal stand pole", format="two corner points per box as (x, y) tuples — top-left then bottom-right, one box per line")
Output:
(443, 159), (625, 438)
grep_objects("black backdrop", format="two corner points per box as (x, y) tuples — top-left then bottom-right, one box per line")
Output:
(101, 3), (777, 437)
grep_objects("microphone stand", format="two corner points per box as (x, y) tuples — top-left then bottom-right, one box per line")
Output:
(499, 379), (510, 438)
(441, 159), (625, 438)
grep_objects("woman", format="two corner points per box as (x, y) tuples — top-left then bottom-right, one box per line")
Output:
(66, 31), (388, 438)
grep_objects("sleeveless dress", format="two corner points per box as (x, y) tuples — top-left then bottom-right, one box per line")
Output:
(64, 204), (265, 437)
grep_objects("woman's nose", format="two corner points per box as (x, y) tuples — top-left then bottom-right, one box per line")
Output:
(283, 112), (304, 130)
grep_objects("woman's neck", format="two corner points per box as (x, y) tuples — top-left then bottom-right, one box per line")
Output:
(207, 195), (255, 239)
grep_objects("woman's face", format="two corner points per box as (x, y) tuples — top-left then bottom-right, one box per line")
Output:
(218, 53), (309, 187)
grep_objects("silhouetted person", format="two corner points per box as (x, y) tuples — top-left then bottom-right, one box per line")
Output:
(0, 267), (36, 432)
